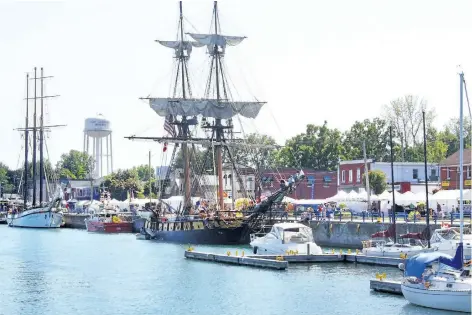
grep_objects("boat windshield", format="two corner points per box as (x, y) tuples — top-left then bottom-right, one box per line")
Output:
(282, 226), (313, 243)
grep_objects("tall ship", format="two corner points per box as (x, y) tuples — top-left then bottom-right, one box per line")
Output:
(7, 67), (64, 228)
(128, 1), (299, 244)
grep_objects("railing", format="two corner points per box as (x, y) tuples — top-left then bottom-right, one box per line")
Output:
(264, 210), (472, 225)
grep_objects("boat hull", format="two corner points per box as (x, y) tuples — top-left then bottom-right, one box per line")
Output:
(401, 284), (472, 313)
(85, 219), (133, 233)
(250, 242), (323, 255)
(362, 247), (429, 258)
(7, 209), (63, 228)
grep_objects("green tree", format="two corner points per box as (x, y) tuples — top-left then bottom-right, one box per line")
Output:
(342, 118), (390, 161)
(228, 133), (278, 169)
(363, 170), (387, 195)
(56, 150), (94, 179)
(274, 121), (343, 171)
(103, 169), (143, 200)
(173, 147), (214, 174)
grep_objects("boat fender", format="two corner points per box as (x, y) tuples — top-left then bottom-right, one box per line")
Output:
(253, 246), (258, 254)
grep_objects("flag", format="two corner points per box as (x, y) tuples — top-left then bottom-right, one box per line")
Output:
(164, 115), (176, 137)
(163, 142), (168, 152)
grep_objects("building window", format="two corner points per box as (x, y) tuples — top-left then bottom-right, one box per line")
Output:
(307, 175), (315, 187)
(446, 168), (450, 179)
(468, 167), (471, 179)
(413, 169), (418, 180)
(356, 168), (361, 183)
(431, 168), (437, 177)
(342, 170), (346, 183)
(224, 174), (227, 186)
(349, 170), (353, 183)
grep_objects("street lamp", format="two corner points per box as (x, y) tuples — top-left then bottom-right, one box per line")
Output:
(363, 127), (371, 211)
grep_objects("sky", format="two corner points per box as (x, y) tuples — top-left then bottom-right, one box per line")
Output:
(1, 0), (471, 172)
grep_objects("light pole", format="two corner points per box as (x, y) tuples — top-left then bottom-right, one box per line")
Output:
(363, 127), (371, 211)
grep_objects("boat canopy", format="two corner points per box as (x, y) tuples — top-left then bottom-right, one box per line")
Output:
(404, 252), (454, 278)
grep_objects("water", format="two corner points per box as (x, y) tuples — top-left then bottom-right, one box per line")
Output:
(0, 226), (460, 315)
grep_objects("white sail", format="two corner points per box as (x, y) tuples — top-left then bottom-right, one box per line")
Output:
(186, 33), (246, 55)
(149, 98), (264, 119)
(156, 40), (205, 58)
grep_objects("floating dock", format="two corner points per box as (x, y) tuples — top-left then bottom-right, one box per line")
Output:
(345, 254), (405, 267)
(370, 279), (402, 295)
(184, 251), (288, 270)
(248, 254), (345, 263)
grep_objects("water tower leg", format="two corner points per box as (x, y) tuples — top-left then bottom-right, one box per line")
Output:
(110, 132), (113, 173)
(100, 137), (103, 178)
(83, 133), (86, 153)
(86, 135), (89, 155)
(106, 135), (110, 176)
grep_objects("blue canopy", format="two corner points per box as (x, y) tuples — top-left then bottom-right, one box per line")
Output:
(404, 252), (453, 279)
(439, 243), (464, 270)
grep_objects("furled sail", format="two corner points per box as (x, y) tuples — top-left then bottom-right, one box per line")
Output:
(186, 33), (246, 55)
(156, 40), (205, 58)
(150, 98), (265, 119)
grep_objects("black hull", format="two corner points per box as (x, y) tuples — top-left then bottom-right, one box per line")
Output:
(149, 225), (251, 245)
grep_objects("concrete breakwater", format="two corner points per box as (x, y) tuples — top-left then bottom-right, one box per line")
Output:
(310, 221), (441, 248)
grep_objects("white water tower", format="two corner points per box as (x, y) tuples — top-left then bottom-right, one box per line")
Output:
(83, 114), (113, 178)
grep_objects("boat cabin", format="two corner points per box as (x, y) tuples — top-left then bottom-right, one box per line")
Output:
(264, 223), (314, 244)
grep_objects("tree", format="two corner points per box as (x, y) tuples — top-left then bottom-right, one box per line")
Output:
(274, 121), (343, 171)
(56, 150), (94, 179)
(103, 169), (143, 200)
(228, 133), (278, 169)
(342, 118), (390, 161)
(133, 164), (159, 197)
(382, 95), (435, 160)
(363, 170), (387, 195)
(173, 147), (214, 174)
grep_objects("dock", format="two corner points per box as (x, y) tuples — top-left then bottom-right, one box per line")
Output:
(370, 279), (402, 295)
(184, 251), (288, 270)
(248, 254), (345, 263)
(345, 254), (405, 267)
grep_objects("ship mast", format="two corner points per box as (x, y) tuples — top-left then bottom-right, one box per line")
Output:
(24, 73), (29, 208)
(179, 1), (191, 213)
(212, 1), (225, 211)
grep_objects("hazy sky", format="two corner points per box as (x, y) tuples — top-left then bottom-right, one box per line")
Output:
(1, 0), (471, 172)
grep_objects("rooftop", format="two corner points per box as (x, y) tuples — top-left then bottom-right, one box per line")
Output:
(439, 148), (472, 166)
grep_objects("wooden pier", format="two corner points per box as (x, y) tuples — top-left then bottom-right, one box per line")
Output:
(184, 251), (288, 270)
(370, 279), (402, 295)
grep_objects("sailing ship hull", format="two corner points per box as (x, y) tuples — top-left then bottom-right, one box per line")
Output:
(401, 284), (471, 313)
(7, 208), (63, 228)
(146, 220), (251, 245)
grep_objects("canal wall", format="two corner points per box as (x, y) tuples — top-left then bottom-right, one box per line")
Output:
(310, 221), (441, 248)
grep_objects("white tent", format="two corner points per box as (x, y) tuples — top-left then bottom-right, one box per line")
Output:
(346, 190), (359, 201)
(326, 190), (348, 202)
(377, 190), (391, 200)
(282, 196), (297, 203)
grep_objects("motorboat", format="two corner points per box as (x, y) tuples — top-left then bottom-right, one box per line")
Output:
(85, 213), (133, 233)
(430, 227), (472, 260)
(250, 222), (323, 255)
(7, 198), (64, 228)
(400, 245), (471, 313)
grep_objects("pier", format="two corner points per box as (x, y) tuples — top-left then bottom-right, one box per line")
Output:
(184, 250), (288, 270)
(370, 279), (402, 295)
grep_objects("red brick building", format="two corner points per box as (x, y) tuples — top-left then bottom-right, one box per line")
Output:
(259, 168), (337, 199)
(338, 159), (372, 192)
(439, 148), (471, 190)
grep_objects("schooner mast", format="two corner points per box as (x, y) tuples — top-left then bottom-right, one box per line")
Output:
(127, 1), (265, 212)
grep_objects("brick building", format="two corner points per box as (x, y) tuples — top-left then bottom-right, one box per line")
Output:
(259, 168), (337, 200)
(439, 148), (471, 190)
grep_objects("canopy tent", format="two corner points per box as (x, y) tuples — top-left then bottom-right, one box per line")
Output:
(282, 196), (297, 203)
(346, 190), (359, 201)
(326, 190), (348, 202)
(377, 190), (391, 200)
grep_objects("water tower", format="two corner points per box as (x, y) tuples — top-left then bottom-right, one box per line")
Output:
(83, 114), (113, 178)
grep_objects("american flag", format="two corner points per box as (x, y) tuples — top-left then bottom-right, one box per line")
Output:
(164, 115), (176, 137)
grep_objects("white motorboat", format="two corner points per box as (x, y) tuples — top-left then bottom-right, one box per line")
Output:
(250, 222), (323, 255)
(7, 198), (63, 228)
(400, 246), (471, 313)
(430, 227), (472, 260)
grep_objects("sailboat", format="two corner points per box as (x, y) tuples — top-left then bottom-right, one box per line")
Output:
(7, 68), (64, 228)
(400, 72), (472, 313)
(127, 1), (299, 244)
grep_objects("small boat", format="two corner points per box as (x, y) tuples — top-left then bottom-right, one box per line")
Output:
(400, 245), (471, 313)
(362, 238), (428, 258)
(84, 213), (133, 233)
(0, 211), (8, 224)
(7, 198), (64, 228)
(250, 222), (323, 255)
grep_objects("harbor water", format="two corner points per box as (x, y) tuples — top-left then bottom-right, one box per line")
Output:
(0, 226), (460, 315)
